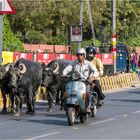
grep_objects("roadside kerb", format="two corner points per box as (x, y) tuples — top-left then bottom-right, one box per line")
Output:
(100, 73), (140, 92)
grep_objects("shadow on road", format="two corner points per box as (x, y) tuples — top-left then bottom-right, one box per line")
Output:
(127, 91), (140, 94)
(11, 115), (82, 126)
(110, 99), (140, 103)
(23, 118), (68, 126)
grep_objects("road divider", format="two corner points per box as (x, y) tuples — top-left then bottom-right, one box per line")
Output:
(102, 73), (140, 91)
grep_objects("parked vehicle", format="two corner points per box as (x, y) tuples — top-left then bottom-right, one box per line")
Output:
(63, 71), (98, 126)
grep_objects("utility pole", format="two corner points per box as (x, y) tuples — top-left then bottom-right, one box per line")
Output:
(0, 0), (15, 65)
(78, 0), (83, 48)
(0, 15), (3, 65)
(86, 0), (96, 46)
(112, 0), (116, 73)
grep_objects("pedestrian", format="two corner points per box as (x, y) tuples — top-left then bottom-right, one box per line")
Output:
(131, 50), (138, 72)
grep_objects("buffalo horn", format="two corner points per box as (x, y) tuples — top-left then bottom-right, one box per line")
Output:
(19, 63), (26, 74)
(53, 63), (59, 74)
(45, 67), (50, 71)
(5, 63), (12, 72)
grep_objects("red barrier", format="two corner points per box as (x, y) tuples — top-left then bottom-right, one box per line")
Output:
(95, 54), (102, 60)
(71, 55), (77, 60)
(56, 54), (71, 60)
(36, 53), (55, 64)
(13, 52), (114, 66)
(13, 52), (33, 62)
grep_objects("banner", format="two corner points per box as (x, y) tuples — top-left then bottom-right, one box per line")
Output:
(71, 55), (77, 60)
(56, 54), (71, 60)
(95, 54), (102, 60)
(36, 53), (55, 64)
(101, 53), (114, 65)
(13, 52), (33, 62)
(2, 51), (13, 64)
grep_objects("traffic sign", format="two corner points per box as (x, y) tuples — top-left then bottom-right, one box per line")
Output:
(0, 0), (15, 14)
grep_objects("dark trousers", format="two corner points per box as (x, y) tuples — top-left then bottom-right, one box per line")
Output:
(86, 84), (91, 107)
(93, 80), (105, 100)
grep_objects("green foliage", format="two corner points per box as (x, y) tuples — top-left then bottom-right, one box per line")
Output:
(127, 36), (140, 49)
(116, 0), (140, 46)
(50, 34), (67, 45)
(9, 0), (80, 44)
(70, 39), (101, 54)
(3, 16), (23, 51)
(5, 0), (140, 51)
(25, 30), (48, 44)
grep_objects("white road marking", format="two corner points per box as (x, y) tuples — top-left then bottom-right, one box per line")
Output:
(123, 114), (128, 117)
(72, 126), (79, 129)
(133, 110), (140, 114)
(25, 131), (61, 140)
(88, 118), (116, 126)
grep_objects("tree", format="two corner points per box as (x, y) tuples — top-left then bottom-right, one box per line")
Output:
(6, 0), (140, 50)
(9, 0), (80, 44)
(116, 0), (140, 46)
(3, 15), (23, 51)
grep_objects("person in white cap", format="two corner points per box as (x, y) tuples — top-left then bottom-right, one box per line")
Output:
(63, 48), (99, 112)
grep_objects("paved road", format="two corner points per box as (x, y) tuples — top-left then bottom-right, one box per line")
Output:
(0, 86), (140, 139)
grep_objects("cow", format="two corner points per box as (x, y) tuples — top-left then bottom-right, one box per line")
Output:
(0, 63), (15, 113)
(41, 59), (73, 111)
(8, 58), (43, 115)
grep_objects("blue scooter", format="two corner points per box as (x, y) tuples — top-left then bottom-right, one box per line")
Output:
(63, 71), (98, 126)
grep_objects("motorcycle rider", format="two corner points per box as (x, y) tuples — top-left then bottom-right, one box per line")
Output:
(86, 46), (105, 107)
(63, 48), (99, 112)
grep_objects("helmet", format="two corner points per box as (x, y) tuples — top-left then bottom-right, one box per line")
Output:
(86, 46), (97, 61)
(76, 48), (86, 57)
(86, 46), (96, 55)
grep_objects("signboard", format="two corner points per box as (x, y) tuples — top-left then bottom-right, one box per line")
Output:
(36, 53), (55, 64)
(56, 54), (71, 60)
(101, 53), (114, 65)
(13, 52), (33, 62)
(0, 0), (15, 14)
(70, 25), (83, 42)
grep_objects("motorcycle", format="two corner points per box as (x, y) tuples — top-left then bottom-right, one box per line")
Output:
(63, 71), (98, 126)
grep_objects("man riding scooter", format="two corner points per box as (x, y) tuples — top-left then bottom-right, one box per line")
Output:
(86, 46), (105, 107)
(63, 48), (99, 112)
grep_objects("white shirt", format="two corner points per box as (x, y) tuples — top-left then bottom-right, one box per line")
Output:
(63, 59), (99, 81)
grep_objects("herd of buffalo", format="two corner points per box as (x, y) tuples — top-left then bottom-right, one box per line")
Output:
(0, 58), (73, 116)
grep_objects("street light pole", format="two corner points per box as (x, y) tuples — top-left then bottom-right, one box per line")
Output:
(79, 0), (83, 48)
(112, 0), (116, 73)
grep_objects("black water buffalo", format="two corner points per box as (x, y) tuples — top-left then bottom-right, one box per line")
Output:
(8, 58), (42, 115)
(41, 59), (73, 111)
(0, 63), (15, 113)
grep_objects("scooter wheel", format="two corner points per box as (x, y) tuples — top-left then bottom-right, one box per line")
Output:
(67, 107), (76, 126)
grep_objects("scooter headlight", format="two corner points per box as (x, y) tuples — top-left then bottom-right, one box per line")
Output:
(72, 73), (77, 79)
(72, 72), (80, 80)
